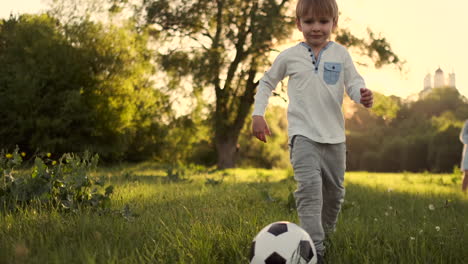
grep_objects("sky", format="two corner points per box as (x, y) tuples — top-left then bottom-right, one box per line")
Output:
(1, 0), (467, 99)
(337, 0), (468, 99)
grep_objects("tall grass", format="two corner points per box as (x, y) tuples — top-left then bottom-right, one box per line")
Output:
(1, 164), (467, 263)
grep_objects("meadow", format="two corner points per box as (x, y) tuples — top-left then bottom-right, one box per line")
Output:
(1, 163), (467, 264)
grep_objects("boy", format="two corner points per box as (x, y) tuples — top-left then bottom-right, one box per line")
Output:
(251, 0), (373, 262)
(459, 120), (468, 192)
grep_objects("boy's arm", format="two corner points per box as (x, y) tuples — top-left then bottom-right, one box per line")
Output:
(252, 116), (271, 143)
(252, 53), (287, 142)
(343, 50), (373, 108)
(252, 53), (287, 116)
(460, 121), (468, 144)
(360, 88), (373, 108)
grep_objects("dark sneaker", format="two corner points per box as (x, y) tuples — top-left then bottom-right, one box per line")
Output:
(317, 254), (325, 264)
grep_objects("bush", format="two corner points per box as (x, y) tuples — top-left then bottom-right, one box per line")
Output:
(0, 147), (113, 212)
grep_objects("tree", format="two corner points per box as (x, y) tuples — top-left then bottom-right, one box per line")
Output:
(142, 0), (402, 168)
(0, 14), (170, 159)
(143, 0), (295, 168)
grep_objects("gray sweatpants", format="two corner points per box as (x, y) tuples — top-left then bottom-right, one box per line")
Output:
(289, 135), (346, 255)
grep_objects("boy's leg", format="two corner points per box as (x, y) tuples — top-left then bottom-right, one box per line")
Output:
(321, 143), (346, 235)
(463, 170), (468, 192)
(290, 136), (325, 255)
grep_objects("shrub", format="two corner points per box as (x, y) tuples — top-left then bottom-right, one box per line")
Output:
(0, 147), (113, 212)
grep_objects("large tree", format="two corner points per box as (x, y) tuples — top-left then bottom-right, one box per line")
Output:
(142, 0), (402, 168)
(0, 14), (169, 159)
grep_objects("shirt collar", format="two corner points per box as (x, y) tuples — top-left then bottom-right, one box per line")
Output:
(300, 41), (334, 52)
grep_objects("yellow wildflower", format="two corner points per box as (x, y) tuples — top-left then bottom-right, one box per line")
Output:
(52, 161), (57, 166)
(21, 152), (26, 157)
(47, 153), (51, 158)
(5, 153), (13, 159)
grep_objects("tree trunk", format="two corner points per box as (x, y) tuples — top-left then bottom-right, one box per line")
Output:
(215, 136), (238, 169)
(214, 60), (258, 169)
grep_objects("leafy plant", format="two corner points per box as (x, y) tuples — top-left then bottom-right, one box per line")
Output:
(0, 147), (113, 211)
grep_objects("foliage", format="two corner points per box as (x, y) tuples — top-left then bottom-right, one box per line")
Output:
(0, 147), (113, 211)
(335, 28), (404, 70)
(156, 90), (214, 166)
(0, 14), (171, 161)
(140, 0), (404, 168)
(143, 0), (296, 168)
(346, 88), (468, 172)
(370, 93), (401, 121)
(238, 105), (290, 169)
(2, 2), (404, 168)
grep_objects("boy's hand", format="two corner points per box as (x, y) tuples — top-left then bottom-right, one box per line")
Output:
(252, 115), (271, 143)
(360, 88), (373, 108)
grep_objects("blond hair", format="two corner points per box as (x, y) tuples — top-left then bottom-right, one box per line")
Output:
(296, 0), (339, 26)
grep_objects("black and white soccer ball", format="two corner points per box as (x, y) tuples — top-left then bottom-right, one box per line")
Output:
(250, 221), (317, 264)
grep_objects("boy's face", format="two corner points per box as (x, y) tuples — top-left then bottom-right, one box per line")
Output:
(296, 13), (335, 50)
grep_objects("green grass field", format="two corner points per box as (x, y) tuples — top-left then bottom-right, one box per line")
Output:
(1, 163), (467, 264)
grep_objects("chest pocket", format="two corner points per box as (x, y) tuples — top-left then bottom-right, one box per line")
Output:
(323, 62), (342, 85)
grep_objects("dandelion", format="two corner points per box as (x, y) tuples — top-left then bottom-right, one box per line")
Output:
(435, 226), (440, 232)
(21, 152), (26, 157)
(428, 204), (435, 211)
(5, 153), (13, 159)
(47, 153), (51, 158)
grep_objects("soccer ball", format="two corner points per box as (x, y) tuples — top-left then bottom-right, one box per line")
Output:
(250, 221), (317, 264)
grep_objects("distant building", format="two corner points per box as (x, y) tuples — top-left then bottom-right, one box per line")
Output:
(424, 73), (432, 90)
(448, 72), (456, 87)
(420, 67), (456, 97)
(434, 68), (445, 88)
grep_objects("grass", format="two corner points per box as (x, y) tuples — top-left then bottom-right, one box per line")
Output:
(1, 163), (467, 263)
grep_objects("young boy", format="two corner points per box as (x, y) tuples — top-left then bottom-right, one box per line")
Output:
(252, 0), (373, 262)
(459, 120), (468, 192)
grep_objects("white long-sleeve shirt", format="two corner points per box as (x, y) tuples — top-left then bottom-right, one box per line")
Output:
(252, 42), (366, 144)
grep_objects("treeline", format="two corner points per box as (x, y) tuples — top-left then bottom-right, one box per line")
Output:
(0, 13), (220, 165)
(2, 11), (463, 172)
(346, 88), (468, 172)
(0, 14), (170, 162)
